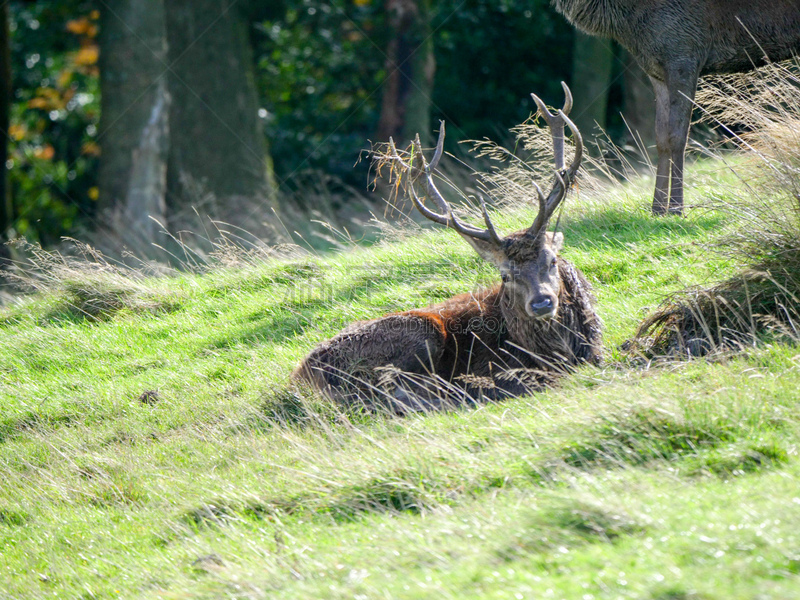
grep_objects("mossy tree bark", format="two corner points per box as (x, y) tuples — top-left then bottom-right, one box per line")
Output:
(98, 0), (170, 249)
(98, 0), (275, 254)
(164, 0), (275, 213)
(0, 3), (12, 257)
(376, 0), (436, 146)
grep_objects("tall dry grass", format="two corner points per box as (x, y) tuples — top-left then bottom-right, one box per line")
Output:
(630, 60), (800, 357)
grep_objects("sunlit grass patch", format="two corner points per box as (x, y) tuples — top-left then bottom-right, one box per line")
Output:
(2, 110), (800, 598)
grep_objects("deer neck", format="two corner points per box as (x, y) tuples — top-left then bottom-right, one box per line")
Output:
(499, 284), (554, 346)
(552, 0), (633, 37)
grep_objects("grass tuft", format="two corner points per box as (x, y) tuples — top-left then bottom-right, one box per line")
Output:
(544, 500), (647, 542)
(688, 440), (791, 478)
(628, 269), (800, 358)
(0, 411), (79, 444)
(3, 239), (185, 322)
(498, 498), (648, 562)
(555, 402), (736, 469)
(651, 587), (712, 600)
(0, 508), (29, 527)
(323, 468), (449, 521)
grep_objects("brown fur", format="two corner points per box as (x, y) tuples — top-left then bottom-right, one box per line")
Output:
(293, 232), (602, 410)
(295, 90), (598, 410)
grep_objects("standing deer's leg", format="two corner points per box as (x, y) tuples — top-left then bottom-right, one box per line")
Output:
(651, 76), (671, 216)
(666, 63), (699, 216)
(650, 63), (698, 216)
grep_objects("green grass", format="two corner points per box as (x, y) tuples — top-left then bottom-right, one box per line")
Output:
(1, 164), (799, 599)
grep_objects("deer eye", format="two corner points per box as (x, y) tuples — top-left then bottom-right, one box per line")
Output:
(550, 258), (557, 270)
(501, 272), (511, 283)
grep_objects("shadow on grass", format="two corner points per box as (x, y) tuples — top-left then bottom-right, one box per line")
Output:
(553, 403), (736, 469)
(498, 499), (648, 561)
(207, 260), (468, 349)
(0, 411), (80, 444)
(180, 466), (457, 532)
(0, 508), (30, 527)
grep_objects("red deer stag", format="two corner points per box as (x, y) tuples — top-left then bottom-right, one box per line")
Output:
(552, 0), (800, 216)
(293, 86), (602, 410)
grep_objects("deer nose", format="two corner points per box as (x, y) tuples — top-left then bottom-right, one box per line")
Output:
(529, 297), (554, 317)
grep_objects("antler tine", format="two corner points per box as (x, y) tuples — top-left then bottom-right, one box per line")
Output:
(560, 81), (573, 115)
(531, 81), (572, 119)
(428, 120), (446, 170)
(560, 108), (583, 182)
(478, 195), (503, 246)
(404, 124), (502, 246)
(528, 179), (550, 237)
(526, 85), (584, 241)
(413, 132), (449, 215)
(406, 173), (451, 228)
(531, 82), (574, 171)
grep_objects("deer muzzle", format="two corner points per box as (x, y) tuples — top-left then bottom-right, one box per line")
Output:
(528, 296), (557, 319)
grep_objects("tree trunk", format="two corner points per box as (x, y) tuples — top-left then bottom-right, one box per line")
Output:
(376, 0), (436, 146)
(0, 3), (11, 257)
(164, 0), (275, 212)
(621, 49), (656, 157)
(98, 0), (170, 249)
(570, 31), (614, 144)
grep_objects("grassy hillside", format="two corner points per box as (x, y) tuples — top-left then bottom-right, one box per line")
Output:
(1, 164), (799, 599)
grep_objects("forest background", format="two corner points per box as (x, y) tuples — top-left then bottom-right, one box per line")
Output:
(0, 0), (656, 261)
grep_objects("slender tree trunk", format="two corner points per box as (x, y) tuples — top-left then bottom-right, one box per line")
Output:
(621, 50), (656, 157)
(98, 0), (170, 248)
(0, 3), (11, 257)
(570, 31), (614, 144)
(376, 0), (436, 146)
(164, 0), (275, 212)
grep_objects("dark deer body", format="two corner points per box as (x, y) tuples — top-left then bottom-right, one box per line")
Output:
(553, 0), (800, 215)
(296, 236), (601, 408)
(294, 86), (602, 410)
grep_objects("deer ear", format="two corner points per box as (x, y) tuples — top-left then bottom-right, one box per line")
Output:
(547, 231), (564, 253)
(459, 235), (506, 267)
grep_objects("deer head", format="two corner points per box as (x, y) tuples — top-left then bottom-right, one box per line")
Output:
(387, 83), (583, 321)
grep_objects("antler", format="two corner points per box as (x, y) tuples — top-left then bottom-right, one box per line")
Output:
(531, 81), (573, 171)
(527, 83), (583, 242)
(385, 84), (582, 249)
(388, 121), (502, 247)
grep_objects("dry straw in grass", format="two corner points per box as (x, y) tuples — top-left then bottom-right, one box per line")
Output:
(2, 239), (184, 320)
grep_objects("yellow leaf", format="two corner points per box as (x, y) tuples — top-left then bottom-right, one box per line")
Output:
(74, 45), (99, 66)
(88, 187), (99, 201)
(81, 141), (101, 157)
(57, 70), (73, 89)
(89, 10), (100, 20)
(33, 145), (55, 160)
(9, 124), (26, 141)
(66, 18), (91, 35)
(39, 87), (61, 100)
(28, 97), (49, 110)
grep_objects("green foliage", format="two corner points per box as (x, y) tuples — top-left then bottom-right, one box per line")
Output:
(8, 1), (100, 245)
(433, 0), (574, 140)
(253, 0), (580, 189)
(4, 0), (603, 245)
(254, 0), (387, 191)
